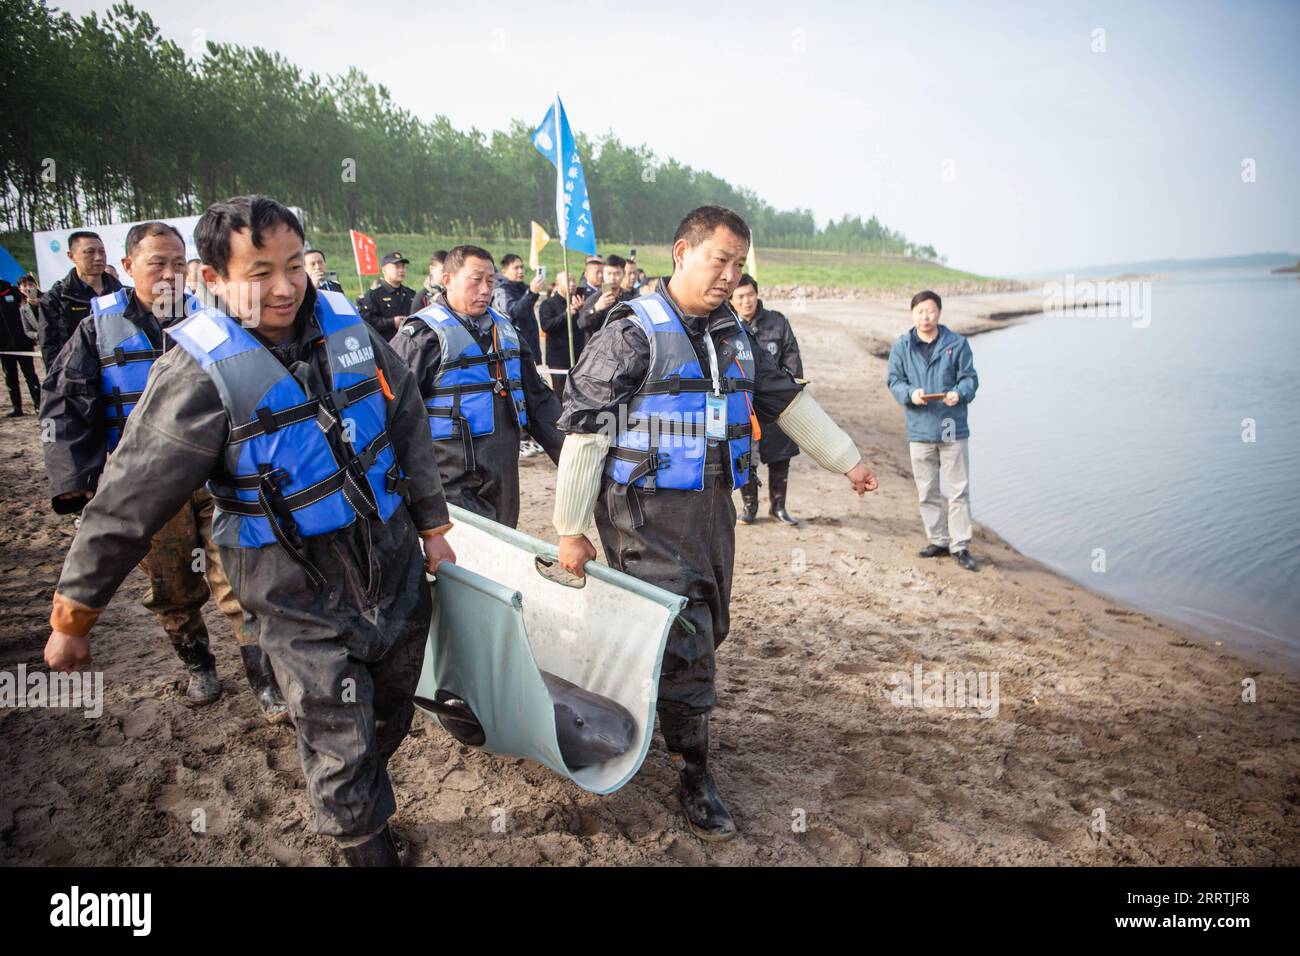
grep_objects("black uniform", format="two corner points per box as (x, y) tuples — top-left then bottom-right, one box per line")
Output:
(37, 267), (123, 369)
(537, 291), (587, 397)
(391, 295), (565, 528)
(740, 302), (804, 512)
(316, 278), (344, 293)
(0, 280), (40, 413)
(559, 288), (804, 719)
(356, 280), (416, 342)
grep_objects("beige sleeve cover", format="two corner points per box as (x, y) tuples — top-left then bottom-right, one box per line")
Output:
(552, 432), (612, 537)
(776, 390), (862, 474)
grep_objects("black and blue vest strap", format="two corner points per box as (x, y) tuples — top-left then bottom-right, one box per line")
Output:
(103, 389), (144, 423)
(427, 385), (478, 472)
(253, 465), (329, 590)
(603, 468), (655, 535)
(638, 375), (755, 396)
(638, 375), (711, 396)
(219, 433), (393, 508)
(429, 380), (497, 398)
(448, 347), (521, 369)
(99, 347), (163, 369)
(228, 377), (383, 444)
(605, 446), (665, 487)
(338, 430), (392, 520)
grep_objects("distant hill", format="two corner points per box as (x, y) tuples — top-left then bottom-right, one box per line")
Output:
(1023, 252), (1300, 278)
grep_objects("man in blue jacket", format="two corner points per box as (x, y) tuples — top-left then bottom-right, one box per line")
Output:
(886, 290), (980, 571)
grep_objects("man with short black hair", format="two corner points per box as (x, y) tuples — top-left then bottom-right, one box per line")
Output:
(394, 244), (564, 528)
(730, 274), (805, 525)
(553, 205), (878, 841)
(888, 290), (979, 571)
(356, 251), (416, 341)
(37, 230), (123, 368)
(39, 220), (290, 717)
(43, 196), (456, 865)
(305, 248), (343, 292)
(491, 252), (546, 357)
(580, 256), (603, 297)
(575, 253), (635, 336)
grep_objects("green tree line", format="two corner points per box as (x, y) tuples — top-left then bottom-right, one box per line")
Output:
(1, 0), (941, 259)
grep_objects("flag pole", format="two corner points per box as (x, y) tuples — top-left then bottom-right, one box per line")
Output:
(555, 91), (577, 373)
(562, 241), (575, 370)
(350, 229), (365, 299)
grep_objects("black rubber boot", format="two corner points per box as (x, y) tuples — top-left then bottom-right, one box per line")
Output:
(661, 713), (737, 842)
(174, 638), (221, 706)
(767, 463), (799, 526)
(738, 476), (759, 524)
(239, 644), (291, 725)
(339, 826), (401, 867)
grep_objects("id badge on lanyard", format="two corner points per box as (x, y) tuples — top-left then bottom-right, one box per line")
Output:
(703, 333), (727, 441)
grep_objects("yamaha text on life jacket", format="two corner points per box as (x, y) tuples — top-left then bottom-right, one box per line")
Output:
(166, 290), (407, 588)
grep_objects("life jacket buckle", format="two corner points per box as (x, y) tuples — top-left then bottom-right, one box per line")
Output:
(254, 405), (279, 434)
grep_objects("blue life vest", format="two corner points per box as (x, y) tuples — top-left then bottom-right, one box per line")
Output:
(166, 290), (406, 581)
(605, 292), (755, 492)
(92, 289), (198, 451)
(414, 302), (527, 469)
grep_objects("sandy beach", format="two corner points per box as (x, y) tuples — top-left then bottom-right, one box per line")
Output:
(1, 291), (1296, 866)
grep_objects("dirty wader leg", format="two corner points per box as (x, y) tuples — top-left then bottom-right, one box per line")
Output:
(194, 491), (289, 723)
(246, 520), (432, 866)
(140, 499), (220, 706)
(595, 474), (739, 841)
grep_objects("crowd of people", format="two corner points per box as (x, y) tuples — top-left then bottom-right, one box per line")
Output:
(7, 196), (981, 865)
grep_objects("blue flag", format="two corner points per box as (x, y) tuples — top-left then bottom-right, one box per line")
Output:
(532, 95), (597, 257)
(0, 245), (25, 284)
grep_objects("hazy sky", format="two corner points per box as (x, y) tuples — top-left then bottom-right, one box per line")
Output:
(60, 0), (1300, 275)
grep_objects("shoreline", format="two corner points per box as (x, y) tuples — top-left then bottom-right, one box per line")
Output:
(760, 289), (1299, 678)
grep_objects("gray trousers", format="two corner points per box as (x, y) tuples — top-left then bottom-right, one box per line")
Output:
(908, 438), (972, 552)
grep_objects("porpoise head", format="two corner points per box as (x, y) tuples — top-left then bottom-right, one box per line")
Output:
(542, 671), (637, 771)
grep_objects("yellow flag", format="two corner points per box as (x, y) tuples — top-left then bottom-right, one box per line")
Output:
(744, 239), (757, 280)
(530, 221), (552, 270)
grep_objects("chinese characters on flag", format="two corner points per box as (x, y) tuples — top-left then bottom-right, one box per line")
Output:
(350, 229), (378, 275)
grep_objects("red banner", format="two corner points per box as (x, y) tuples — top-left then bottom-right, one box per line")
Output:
(350, 229), (378, 275)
